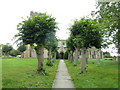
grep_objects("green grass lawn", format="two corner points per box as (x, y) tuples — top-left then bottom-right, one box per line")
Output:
(2, 58), (59, 88)
(65, 59), (118, 88)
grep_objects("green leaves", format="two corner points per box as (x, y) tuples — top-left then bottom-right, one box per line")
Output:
(2, 44), (13, 56)
(69, 18), (102, 49)
(44, 32), (58, 52)
(66, 34), (75, 51)
(16, 12), (58, 47)
(17, 45), (26, 53)
(95, 2), (120, 49)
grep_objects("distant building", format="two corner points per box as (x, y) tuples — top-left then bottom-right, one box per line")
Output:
(23, 40), (67, 58)
(23, 39), (103, 59)
(58, 40), (67, 59)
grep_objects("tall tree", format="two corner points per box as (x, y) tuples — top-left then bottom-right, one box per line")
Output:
(73, 36), (82, 66)
(93, 1), (120, 62)
(66, 35), (75, 63)
(15, 12), (57, 74)
(45, 32), (58, 66)
(2, 44), (13, 57)
(70, 17), (102, 74)
(51, 39), (58, 62)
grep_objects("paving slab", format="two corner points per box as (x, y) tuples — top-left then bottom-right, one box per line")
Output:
(52, 60), (75, 89)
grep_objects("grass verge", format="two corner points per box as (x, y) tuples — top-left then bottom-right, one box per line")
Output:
(65, 59), (118, 88)
(2, 58), (59, 88)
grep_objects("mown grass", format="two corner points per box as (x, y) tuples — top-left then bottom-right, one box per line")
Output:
(65, 59), (118, 88)
(2, 58), (59, 88)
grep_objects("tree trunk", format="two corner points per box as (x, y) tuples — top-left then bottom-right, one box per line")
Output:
(21, 52), (24, 58)
(71, 51), (74, 62)
(48, 49), (51, 62)
(47, 49), (53, 66)
(69, 51), (73, 63)
(36, 46), (45, 74)
(69, 51), (72, 62)
(80, 48), (87, 74)
(97, 50), (101, 64)
(86, 50), (88, 64)
(30, 45), (33, 58)
(74, 48), (79, 66)
(53, 52), (56, 62)
(68, 52), (71, 62)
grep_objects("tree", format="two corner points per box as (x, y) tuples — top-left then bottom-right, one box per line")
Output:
(45, 32), (58, 66)
(70, 17), (102, 74)
(93, 1), (120, 63)
(10, 49), (20, 57)
(51, 40), (58, 62)
(2, 44), (13, 57)
(72, 35), (82, 66)
(17, 45), (26, 58)
(66, 35), (75, 63)
(15, 12), (57, 74)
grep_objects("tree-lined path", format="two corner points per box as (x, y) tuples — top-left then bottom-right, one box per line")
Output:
(52, 60), (75, 88)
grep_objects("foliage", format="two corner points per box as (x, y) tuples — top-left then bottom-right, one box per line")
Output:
(93, 2), (120, 58)
(69, 17), (102, 49)
(66, 35), (75, 52)
(65, 59), (118, 88)
(2, 44), (13, 56)
(15, 12), (57, 46)
(2, 58), (59, 88)
(17, 45), (26, 53)
(44, 32), (58, 66)
(46, 62), (53, 66)
(45, 32), (58, 51)
(10, 49), (20, 57)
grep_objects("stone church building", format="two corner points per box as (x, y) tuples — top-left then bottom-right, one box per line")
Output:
(23, 40), (67, 58)
(23, 39), (103, 59)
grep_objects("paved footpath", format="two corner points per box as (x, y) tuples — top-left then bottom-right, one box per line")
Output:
(52, 60), (75, 89)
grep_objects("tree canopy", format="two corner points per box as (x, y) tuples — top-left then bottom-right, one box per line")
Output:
(2, 44), (13, 56)
(16, 13), (58, 46)
(93, 1), (120, 61)
(17, 45), (26, 53)
(66, 34), (75, 52)
(70, 18), (102, 49)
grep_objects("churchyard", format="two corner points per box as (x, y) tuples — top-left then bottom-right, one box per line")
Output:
(0, 0), (119, 89)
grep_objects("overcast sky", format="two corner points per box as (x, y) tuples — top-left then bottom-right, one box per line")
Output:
(0, 0), (117, 56)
